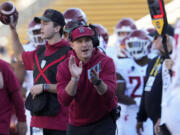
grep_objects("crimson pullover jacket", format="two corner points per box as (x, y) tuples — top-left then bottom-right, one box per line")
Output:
(57, 49), (118, 126)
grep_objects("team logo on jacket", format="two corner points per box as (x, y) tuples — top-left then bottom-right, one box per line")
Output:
(41, 60), (46, 69)
(79, 27), (85, 33)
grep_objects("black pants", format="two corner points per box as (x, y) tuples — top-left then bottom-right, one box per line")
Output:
(30, 127), (66, 135)
(43, 129), (66, 135)
(67, 115), (116, 135)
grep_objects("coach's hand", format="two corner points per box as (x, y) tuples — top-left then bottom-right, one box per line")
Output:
(90, 69), (100, 85)
(69, 55), (82, 79)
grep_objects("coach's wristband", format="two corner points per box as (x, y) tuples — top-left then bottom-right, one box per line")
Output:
(94, 79), (102, 86)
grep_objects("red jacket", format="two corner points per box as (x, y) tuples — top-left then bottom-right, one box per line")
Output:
(57, 49), (118, 126)
(0, 59), (26, 135)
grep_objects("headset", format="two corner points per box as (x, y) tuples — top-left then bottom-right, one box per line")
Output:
(89, 24), (99, 47)
(68, 22), (99, 47)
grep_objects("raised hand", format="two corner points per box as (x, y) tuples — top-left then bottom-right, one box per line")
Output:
(90, 69), (100, 85)
(69, 55), (83, 79)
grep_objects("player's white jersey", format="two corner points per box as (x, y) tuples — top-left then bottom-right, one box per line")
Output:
(115, 58), (153, 135)
(115, 58), (147, 106)
(106, 46), (119, 69)
(106, 46), (117, 59)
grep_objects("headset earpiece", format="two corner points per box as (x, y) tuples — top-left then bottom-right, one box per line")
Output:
(89, 24), (99, 47)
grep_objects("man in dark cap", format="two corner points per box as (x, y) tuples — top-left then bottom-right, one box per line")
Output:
(57, 25), (119, 135)
(136, 25), (174, 135)
(9, 9), (71, 135)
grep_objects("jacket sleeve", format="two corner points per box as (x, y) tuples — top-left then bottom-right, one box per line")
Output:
(100, 58), (117, 103)
(5, 63), (26, 122)
(56, 60), (74, 106)
(22, 50), (36, 70)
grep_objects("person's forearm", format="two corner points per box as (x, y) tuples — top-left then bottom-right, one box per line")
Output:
(94, 80), (107, 95)
(43, 84), (57, 93)
(65, 77), (79, 96)
(116, 82), (135, 105)
(10, 27), (24, 58)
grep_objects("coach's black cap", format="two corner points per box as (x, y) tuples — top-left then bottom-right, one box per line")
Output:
(34, 9), (65, 26)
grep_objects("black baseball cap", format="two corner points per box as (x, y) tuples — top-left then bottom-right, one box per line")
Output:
(34, 9), (65, 26)
(64, 21), (84, 33)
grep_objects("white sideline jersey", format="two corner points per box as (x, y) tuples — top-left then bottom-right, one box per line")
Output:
(115, 58), (153, 135)
(115, 58), (147, 106)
